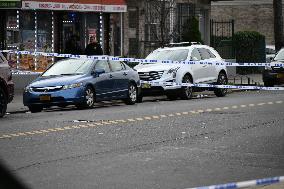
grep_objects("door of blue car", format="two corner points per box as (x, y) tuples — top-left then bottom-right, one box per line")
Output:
(93, 60), (115, 100)
(109, 60), (129, 97)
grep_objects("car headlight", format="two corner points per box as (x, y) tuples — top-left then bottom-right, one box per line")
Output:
(265, 66), (272, 70)
(167, 67), (180, 78)
(24, 86), (32, 93)
(62, 82), (83, 90)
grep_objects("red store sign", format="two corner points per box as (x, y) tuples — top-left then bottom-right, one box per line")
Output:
(22, 0), (127, 12)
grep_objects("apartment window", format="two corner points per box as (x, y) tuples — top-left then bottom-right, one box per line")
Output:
(129, 38), (138, 55)
(128, 10), (138, 28)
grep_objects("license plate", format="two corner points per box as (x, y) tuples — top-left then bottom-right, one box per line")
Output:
(277, 73), (284, 79)
(142, 83), (151, 89)
(40, 95), (51, 101)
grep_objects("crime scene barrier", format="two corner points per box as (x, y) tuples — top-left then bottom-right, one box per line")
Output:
(141, 81), (284, 91)
(1, 49), (284, 67)
(2, 50), (284, 91)
(186, 175), (284, 189)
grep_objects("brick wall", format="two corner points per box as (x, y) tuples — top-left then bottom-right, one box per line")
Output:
(211, 3), (275, 45)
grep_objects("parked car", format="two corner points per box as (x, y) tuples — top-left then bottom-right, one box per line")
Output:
(263, 48), (284, 87)
(266, 45), (276, 63)
(23, 58), (141, 113)
(0, 53), (14, 118)
(134, 42), (228, 101)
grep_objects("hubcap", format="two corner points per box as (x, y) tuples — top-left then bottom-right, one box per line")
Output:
(184, 78), (192, 97)
(219, 74), (228, 93)
(129, 85), (137, 102)
(85, 89), (94, 106)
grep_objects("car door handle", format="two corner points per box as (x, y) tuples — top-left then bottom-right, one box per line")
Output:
(202, 65), (207, 67)
(123, 72), (127, 76)
(109, 74), (113, 78)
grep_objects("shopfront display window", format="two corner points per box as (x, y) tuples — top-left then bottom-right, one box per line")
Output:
(6, 11), (19, 69)
(110, 13), (121, 56)
(19, 11), (35, 70)
(86, 13), (100, 46)
(37, 11), (53, 72)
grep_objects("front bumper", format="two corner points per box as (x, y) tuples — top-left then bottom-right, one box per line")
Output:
(140, 81), (182, 96)
(23, 87), (85, 107)
(262, 70), (284, 84)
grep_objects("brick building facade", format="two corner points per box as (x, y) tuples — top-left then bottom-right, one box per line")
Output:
(123, 0), (212, 58)
(211, 0), (280, 45)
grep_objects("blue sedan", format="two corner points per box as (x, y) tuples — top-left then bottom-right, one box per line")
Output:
(23, 58), (141, 113)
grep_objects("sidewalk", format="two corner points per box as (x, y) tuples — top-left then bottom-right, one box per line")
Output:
(228, 74), (263, 85)
(7, 90), (28, 113)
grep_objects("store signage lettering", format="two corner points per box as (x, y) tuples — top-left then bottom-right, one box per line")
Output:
(0, 0), (21, 8)
(22, 1), (127, 12)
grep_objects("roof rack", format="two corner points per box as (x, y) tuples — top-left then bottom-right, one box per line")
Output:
(164, 42), (202, 47)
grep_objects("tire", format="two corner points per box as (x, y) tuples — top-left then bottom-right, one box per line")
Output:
(214, 72), (228, 97)
(179, 74), (193, 100)
(28, 105), (43, 113)
(0, 87), (8, 118)
(125, 83), (137, 105)
(76, 86), (95, 109)
(264, 81), (274, 87)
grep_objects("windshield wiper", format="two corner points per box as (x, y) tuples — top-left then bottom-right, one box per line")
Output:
(59, 73), (82, 76)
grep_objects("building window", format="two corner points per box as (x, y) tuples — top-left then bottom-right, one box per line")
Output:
(128, 10), (138, 28)
(129, 38), (138, 55)
(19, 11), (35, 71)
(37, 11), (53, 71)
(176, 3), (195, 42)
(6, 10), (19, 69)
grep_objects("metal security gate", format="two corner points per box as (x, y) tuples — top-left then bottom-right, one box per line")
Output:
(210, 19), (234, 59)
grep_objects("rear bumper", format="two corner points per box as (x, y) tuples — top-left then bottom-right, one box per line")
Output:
(262, 70), (284, 84)
(7, 82), (14, 103)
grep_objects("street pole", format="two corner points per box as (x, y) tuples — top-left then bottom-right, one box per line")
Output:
(273, 0), (284, 51)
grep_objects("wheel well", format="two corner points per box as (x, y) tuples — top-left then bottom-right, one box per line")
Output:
(129, 80), (137, 87)
(86, 84), (95, 92)
(219, 70), (227, 77)
(183, 73), (193, 82)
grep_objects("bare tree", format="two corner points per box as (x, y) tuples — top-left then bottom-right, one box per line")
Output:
(273, 0), (284, 51)
(144, 0), (175, 47)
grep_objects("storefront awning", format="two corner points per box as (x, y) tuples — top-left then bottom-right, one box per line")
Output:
(22, 0), (127, 12)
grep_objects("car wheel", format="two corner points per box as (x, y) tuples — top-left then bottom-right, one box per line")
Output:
(214, 72), (228, 97)
(77, 86), (95, 109)
(180, 74), (193, 100)
(264, 81), (274, 87)
(28, 105), (43, 113)
(0, 87), (7, 118)
(125, 83), (137, 105)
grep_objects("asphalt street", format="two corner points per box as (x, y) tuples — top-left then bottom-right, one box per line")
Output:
(0, 90), (283, 189)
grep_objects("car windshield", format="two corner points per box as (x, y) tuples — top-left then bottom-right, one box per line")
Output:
(274, 49), (284, 61)
(145, 49), (189, 63)
(42, 59), (94, 76)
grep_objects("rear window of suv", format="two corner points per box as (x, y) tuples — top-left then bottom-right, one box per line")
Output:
(146, 49), (189, 62)
(198, 48), (211, 60)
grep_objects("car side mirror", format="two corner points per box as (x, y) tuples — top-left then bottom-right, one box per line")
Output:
(92, 68), (105, 77)
(91, 69), (106, 77)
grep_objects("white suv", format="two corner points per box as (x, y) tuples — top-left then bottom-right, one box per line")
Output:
(134, 43), (228, 101)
